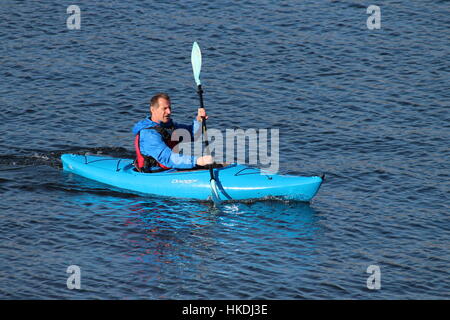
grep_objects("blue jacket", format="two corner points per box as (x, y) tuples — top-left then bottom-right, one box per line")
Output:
(132, 117), (201, 169)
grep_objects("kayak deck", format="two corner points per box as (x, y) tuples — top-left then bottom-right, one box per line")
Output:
(61, 154), (323, 202)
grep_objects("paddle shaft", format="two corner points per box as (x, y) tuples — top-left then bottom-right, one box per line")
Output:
(197, 85), (214, 179)
(197, 85), (210, 148)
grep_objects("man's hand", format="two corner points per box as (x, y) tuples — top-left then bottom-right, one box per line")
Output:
(196, 155), (213, 166)
(196, 108), (208, 122)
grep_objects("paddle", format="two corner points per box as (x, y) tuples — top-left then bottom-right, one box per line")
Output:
(191, 41), (221, 203)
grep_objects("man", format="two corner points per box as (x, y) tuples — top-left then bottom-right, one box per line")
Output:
(132, 93), (213, 172)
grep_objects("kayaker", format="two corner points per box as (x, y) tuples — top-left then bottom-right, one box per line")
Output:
(132, 93), (213, 172)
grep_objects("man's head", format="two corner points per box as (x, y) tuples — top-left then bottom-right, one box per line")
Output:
(150, 93), (171, 124)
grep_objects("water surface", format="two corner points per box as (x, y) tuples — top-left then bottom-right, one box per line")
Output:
(0, 0), (449, 299)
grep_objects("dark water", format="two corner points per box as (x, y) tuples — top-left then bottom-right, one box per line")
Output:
(1, 0), (449, 299)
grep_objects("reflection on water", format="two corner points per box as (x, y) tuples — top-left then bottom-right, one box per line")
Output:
(67, 182), (320, 298)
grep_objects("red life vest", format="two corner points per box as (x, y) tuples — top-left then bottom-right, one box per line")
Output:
(134, 125), (179, 172)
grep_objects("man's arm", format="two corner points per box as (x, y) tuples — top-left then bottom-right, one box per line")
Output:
(173, 119), (201, 138)
(173, 108), (207, 138)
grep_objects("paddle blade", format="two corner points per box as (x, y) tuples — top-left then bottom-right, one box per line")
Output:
(210, 178), (221, 204)
(191, 41), (202, 86)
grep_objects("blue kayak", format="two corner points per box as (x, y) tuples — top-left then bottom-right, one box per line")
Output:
(61, 154), (323, 202)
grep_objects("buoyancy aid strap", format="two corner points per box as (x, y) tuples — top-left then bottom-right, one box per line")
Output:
(134, 134), (145, 172)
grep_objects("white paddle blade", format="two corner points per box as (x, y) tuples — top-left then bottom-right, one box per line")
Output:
(210, 179), (221, 204)
(191, 42), (202, 86)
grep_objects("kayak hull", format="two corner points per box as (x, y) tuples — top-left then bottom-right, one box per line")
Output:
(61, 154), (323, 202)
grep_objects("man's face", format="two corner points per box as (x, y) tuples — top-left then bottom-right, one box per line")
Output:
(151, 98), (171, 123)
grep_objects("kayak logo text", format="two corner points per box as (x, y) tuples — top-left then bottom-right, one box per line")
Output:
(171, 128), (279, 173)
(171, 179), (198, 184)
